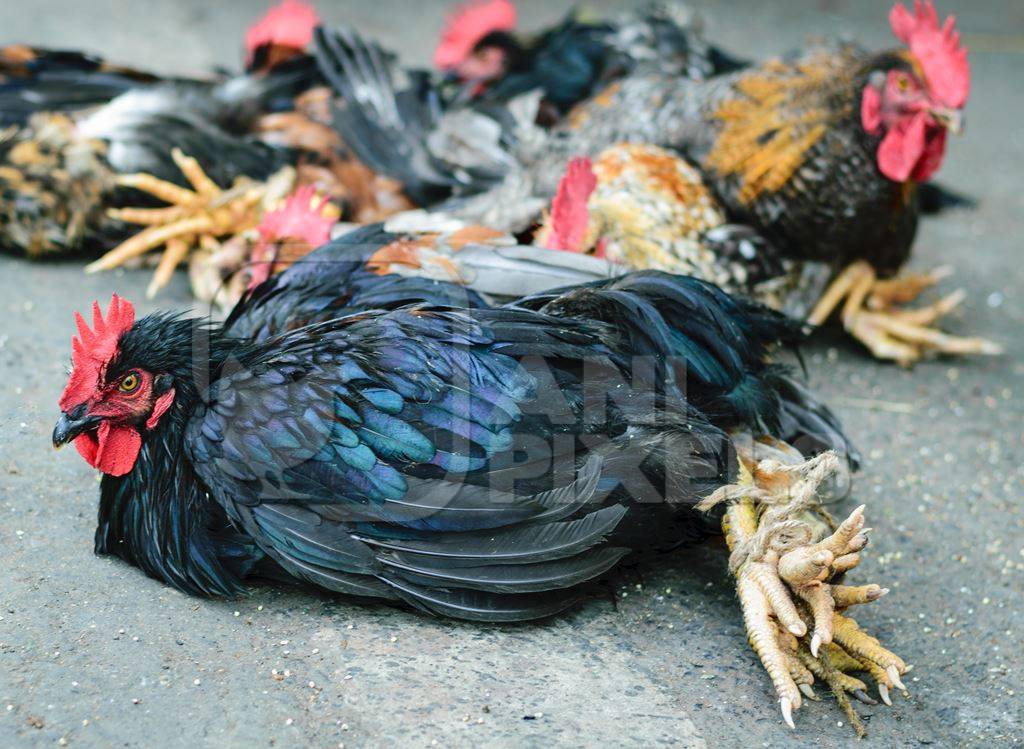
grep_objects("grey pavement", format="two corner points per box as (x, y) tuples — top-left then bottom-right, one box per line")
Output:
(0, 1), (1021, 747)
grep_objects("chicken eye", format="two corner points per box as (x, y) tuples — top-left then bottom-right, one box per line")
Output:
(896, 75), (910, 92)
(118, 372), (141, 394)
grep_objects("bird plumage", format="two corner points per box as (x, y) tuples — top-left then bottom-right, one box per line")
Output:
(55, 240), (853, 619)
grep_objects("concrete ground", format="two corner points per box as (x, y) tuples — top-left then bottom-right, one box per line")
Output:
(1, 0), (1022, 746)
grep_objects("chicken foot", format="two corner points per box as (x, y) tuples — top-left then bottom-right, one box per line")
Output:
(86, 149), (294, 298)
(807, 260), (1002, 365)
(703, 452), (906, 733)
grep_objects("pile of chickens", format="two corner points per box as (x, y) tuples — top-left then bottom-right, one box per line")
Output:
(28, 0), (1002, 738)
(3, 0), (999, 363)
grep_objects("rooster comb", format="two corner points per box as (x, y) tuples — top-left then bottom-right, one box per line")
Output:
(245, 0), (320, 61)
(60, 294), (135, 410)
(890, 0), (970, 108)
(545, 157), (597, 254)
(433, 0), (518, 69)
(257, 185), (335, 246)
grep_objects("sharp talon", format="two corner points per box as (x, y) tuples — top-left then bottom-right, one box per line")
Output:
(878, 682), (892, 706)
(780, 698), (795, 729)
(811, 633), (822, 658)
(887, 665), (907, 692)
(788, 624), (806, 636)
(876, 587), (890, 600)
(799, 683), (818, 700)
(853, 689), (878, 706)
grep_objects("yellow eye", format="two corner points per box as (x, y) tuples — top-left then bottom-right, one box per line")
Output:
(896, 76), (910, 91)
(118, 372), (141, 393)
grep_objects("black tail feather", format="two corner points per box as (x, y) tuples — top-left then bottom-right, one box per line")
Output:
(314, 25), (457, 205)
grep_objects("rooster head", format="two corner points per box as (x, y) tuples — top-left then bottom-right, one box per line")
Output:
(245, 0), (320, 70)
(53, 295), (176, 476)
(249, 186), (337, 289)
(433, 0), (518, 83)
(538, 156), (605, 257)
(862, 1), (970, 182)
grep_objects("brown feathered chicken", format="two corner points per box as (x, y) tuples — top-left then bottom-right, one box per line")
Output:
(322, 1), (997, 364)
(529, 143), (999, 364)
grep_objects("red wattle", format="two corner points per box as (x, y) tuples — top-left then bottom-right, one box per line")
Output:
(74, 432), (99, 465)
(89, 423), (142, 477)
(910, 127), (947, 182)
(877, 111), (928, 182)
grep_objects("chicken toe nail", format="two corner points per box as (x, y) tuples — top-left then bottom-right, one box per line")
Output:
(853, 689), (878, 706)
(780, 698), (795, 729)
(887, 665), (907, 692)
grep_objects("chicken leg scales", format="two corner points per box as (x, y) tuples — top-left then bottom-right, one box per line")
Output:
(712, 452), (906, 734)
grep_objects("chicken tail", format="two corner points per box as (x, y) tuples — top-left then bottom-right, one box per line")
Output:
(0, 45), (160, 127)
(313, 26), (452, 204)
(314, 26), (523, 208)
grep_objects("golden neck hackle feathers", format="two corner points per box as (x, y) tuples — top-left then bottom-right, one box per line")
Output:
(705, 49), (860, 204)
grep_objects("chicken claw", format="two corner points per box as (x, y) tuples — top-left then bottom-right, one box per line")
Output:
(725, 498), (805, 726)
(86, 150), (294, 297)
(777, 504), (869, 655)
(713, 455), (904, 734)
(807, 260), (1002, 365)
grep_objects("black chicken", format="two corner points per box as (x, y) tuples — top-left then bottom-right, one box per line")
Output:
(53, 226), (906, 733)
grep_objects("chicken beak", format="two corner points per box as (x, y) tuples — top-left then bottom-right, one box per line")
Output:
(52, 408), (101, 449)
(931, 106), (965, 135)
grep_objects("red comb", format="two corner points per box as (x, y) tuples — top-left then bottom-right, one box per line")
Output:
(60, 294), (135, 411)
(434, 0), (518, 69)
(544, 157), (597, 253)
(257, 185), (334, 246)
(245, 0), (320, 62)
(250, 186), (335, 287)
(890, 0), (969, 108)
